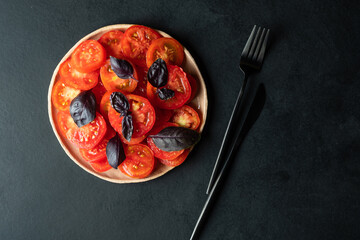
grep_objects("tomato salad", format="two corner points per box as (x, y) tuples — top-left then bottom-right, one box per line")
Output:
(51, 25), (202, 179)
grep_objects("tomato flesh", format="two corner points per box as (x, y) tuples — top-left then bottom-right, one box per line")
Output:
(120, 144), (155, 178)
(159, 149), (190, 167)
(147, 65), (191, 109)
(146, 37), (184, 68)
(99, 91), (115, 122)
(170, 105), (200, 130)
(52, 79), (81, 111)
(71, 40), (106, 73)
(100, 59), (138, 92)
(132, 66), (148, 98)
(90, 158), (112, 172)
(92, 80), (107, 106)
(98, 30), (124, 59)
(121, 25), (162, 67)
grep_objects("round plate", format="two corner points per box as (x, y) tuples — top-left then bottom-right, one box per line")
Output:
(48, 24), (208, 183)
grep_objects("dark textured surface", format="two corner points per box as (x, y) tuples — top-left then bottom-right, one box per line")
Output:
(1, 0), (360, 239)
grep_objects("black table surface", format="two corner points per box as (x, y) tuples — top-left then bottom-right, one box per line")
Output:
(1, 0), (360, 239)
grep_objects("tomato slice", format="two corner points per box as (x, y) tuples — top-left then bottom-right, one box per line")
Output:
(170, 105), (200, 130)
(155, 108), (173, 123)
(66, 112), (107, 149)
(99, 91), (114, 122)
(147, 65), (191, 109)
(146, 122), (184, 160)
(108, 94), (156, 141)
(159, 149), (190, 167)
(71, 40), (106, 73)
(51, 79), (81, 111)
(79, 128), (116, 162)
(132, 66), (148, 98)
(186, 73), (198, 103)
(90, 158), (112, 173)
(98, 30), (124, 59)
(57, 110), (78, 137)
(121, 25), (162, 67)
(120, 144), (155, 178)
(92, 80), (107, 106)
(100, 59), (138, 92)
(59, 58), (99, 90)
(119, 134), (147, 145)
(146, 37), (184, 68)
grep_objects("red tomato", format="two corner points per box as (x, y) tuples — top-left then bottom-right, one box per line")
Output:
(59, 58), (99, 90)
(146, 37), (184, 68)
(92, 80), (107, 106)
(186, 73), (198, 103)
(51, 79), (81, 111)
(147, 65), (191, 109)
(170, 105), (200, 130)
(147, 122), (184, 160)
(100, 59), (138, 92)
(57, 110), (78, 137)
(155, 108), (173, 123)
(120, 144), (155, 178)
(121, 25), (162, 67)
(98, 30), (124, 59)
(66, 112), (107, 149)
(79, 128), (116, 162)
(71, 40), (106, 73)
(108, 94), (156, 140)
(119, 134), (147, 145)
(159, 149), (190, 167)
(99, 91), (114, 122)
(90, 158), (112, 172)
(132, 66), (148, 98)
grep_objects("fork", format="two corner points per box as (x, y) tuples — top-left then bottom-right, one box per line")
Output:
(189, 25), (270, 240)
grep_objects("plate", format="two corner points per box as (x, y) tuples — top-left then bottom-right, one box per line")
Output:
(48, 24), (208, 183)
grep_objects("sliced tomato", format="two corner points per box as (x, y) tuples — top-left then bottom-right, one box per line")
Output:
(100, 59), (138, 92)
(132, 66), (148, 98)
(71, 40), (106, 73)
(147, 65), (191, 109)
(186, 73), (198, 103)
(146, 37), (184, 68)
(57, 110), (78, 137)
(92, 80), (107, 106)
(98, 30), (124, 59)
(66, 112), (107, 149)
(159, 149), (190, 167)
(170, 105), (200, 130)
(119, 134), (147, 145)
(59, 58), (99, 90)
(147, 122), (184, 160)
(121, 25), (162, 67)
(99, 91), (114, 122)
(120, 144), (155, 178)
(79, 128), (116, 162)
(155, 108), (173, 123)
(108, 94), (156, 141)
(51, 79), (81, 111)
(90, 158), (112, 173)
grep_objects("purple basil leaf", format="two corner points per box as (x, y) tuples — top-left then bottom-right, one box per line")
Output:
(147, 58), (168, 88)
(106, 134), (125, 169)
(149, 126), (201, 151)
(110, 92), (130, 116)
(69, 91), (96, 127)
(110, 56), (134, 79)
(122, 115), (133, 142)
(157, 88), (175, 100)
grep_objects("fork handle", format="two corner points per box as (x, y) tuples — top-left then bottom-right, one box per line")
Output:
(205, 74), (249, 194)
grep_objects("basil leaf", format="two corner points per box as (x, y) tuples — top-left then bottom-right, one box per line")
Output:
(110, 56), (134, 79)
(69, 91), (96, 127)
(149, 127), (201, 151)
(122, 115), (133, 142)
(157, 88), (175, 100)
(106, 134), (125, 169)
(147, 58), (168, 88)
(110, 92), (130, 116)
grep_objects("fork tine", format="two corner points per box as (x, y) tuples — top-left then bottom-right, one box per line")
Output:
(252, 28), (266, 62)
(248, 27), (262, 59)
(241, 25), (257, 57)
(257, 29), (270, 63)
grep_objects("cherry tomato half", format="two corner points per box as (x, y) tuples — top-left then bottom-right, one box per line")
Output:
(100, 59), (138, 92)
(90, 158), (112, 173)
(71, 40), (106, 73)
(147, 65), (191, 109)
(120, 144), (155, 178)
(146, 37), (184, 68)
(121, 25), (162, 67)
(98, 30), (124, 59)
(51, 79), (81, 111)
(99, 91), (115, 122)
(147, 122), (184, 160)
(108, 94), (156, 141)
(66, 112), (107, 149)
(159, 149), (190, 167)
(170, 105), (200, 130)
(132, 66), (148, 98)
(92, 80), (107, 106)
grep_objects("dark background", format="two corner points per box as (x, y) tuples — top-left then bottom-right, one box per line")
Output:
(1, 0), (359, 239)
